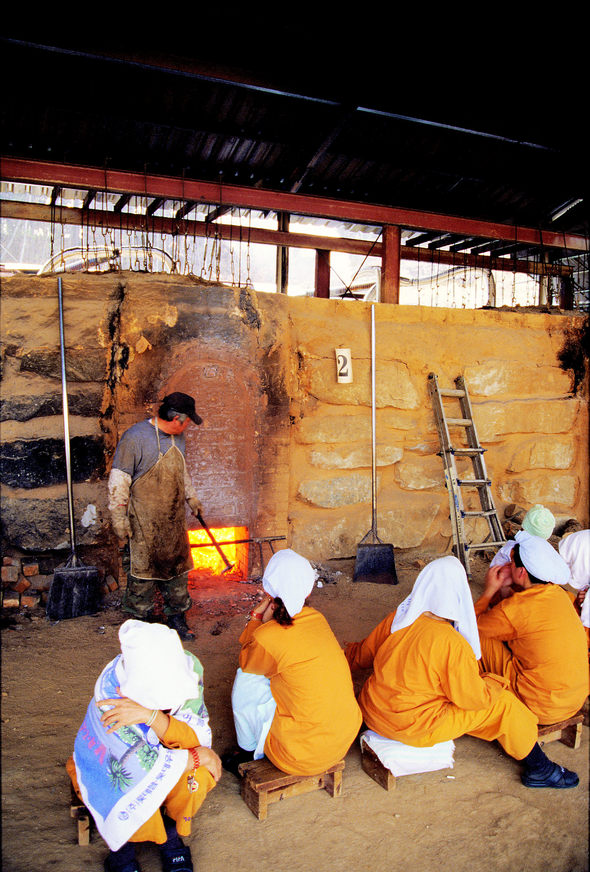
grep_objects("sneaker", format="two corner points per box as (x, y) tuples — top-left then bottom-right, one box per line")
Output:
(167, 613), (195, 641)
(522, 762), (579, 789)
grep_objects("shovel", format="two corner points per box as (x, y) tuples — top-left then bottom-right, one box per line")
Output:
(353, 304), (398, 585)
(195, 511), (234, 574)
(46, 277), (101, 620)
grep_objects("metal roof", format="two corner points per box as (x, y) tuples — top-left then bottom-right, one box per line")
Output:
(1, 31), (588, 269)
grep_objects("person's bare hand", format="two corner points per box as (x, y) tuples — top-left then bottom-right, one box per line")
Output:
(483, 564), (506, 598)
(97, 688), (151, 734)
(195, 746), (222, 782)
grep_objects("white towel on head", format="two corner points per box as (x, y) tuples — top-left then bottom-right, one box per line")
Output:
(361, 730), (455, 777)
(390, 555), (481, 659)
(558, 530), (590, 591)
(115, 619), (201, 712)
(262, 548), (316, 617)
(515, 531), (571, 585)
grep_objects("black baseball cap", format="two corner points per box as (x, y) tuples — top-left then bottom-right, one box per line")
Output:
(162, 392), (203, 425)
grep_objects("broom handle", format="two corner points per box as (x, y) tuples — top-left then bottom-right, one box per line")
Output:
(58, 277), (78, 560)
(370, 304), (377, 535)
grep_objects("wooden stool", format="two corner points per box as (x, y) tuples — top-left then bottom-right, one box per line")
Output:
(70, 784), (91, 845)
(538, 713), (584, 750)
(237, 757), (345, 821)
(361, 743), (395, 791)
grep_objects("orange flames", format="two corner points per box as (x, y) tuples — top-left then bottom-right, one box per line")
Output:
(188, 526), (249, 578)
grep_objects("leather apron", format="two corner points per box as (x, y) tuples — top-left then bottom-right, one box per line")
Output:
(128, 426), (192, 580)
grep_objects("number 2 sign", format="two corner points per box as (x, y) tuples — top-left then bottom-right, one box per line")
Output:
(335, 348), (353, 383)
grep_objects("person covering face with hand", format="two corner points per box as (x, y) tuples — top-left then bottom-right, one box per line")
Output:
(66, 620), (221, 872)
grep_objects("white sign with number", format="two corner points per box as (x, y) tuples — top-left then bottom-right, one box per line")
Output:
(335, 348), (353, 383)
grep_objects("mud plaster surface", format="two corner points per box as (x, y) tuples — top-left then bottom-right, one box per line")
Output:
(1, 556), (588, 872)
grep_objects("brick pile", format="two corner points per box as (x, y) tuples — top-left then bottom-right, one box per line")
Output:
(1, 556), (119, 611)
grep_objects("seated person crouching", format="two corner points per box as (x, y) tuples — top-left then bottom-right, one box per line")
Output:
(223, 548), (362, 777)
(345, 555), (579, 789)
(67, 620), (221, 872)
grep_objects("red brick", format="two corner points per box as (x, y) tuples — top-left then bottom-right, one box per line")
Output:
(12, 577), (31, 594)
(2, 595), (20, 608)
(22, 563), (40, 577)
(21, 594), (40, 608)
(3, 556), (16, 566)
(1, 565), (19, 584)
(26, 574), (52, 591)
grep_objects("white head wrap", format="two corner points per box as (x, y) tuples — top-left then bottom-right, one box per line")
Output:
(514, 530), (571, 585)
(390, 555), (481, 659)
(522, 504), (555, 539)
(558, 530), (590, 591)
(115, 619), (201, 712)
(262, 548), (316, 617)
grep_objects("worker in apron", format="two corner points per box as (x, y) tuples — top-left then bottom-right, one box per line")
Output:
(108, 392), (203, 640)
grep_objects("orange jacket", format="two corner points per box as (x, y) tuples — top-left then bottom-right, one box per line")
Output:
(239, 607), (362, 775)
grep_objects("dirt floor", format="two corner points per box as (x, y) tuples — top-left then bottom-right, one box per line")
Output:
(1, 555), (588, 872)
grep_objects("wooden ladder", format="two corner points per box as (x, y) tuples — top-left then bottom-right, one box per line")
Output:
(428, 373), (505, 578)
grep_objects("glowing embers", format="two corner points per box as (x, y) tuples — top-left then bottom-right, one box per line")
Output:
(188, 526), (249, 580)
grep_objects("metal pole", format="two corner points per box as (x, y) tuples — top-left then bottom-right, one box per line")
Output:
(57, 276), (78, 562)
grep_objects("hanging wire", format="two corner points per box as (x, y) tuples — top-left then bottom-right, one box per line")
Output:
(333, 229), (382, 298)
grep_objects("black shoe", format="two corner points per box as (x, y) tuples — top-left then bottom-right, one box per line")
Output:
(159, 843), (193, 872)
(221, 747), (255, 777)
(104, 847), (141, 872)
(167, 613), (195, 641)
(522, 762), (579, 789)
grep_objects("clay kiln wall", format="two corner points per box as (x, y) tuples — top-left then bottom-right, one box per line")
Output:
(1, 273), (587, 575)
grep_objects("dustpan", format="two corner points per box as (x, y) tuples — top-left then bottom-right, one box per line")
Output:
(46, 278), (101, 620)
(353, 305), (398, 585)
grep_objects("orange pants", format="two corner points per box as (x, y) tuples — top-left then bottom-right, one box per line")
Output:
(66, 755), (215, 844)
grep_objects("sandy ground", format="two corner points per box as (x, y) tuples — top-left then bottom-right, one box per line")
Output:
(1, 555), (588, 872)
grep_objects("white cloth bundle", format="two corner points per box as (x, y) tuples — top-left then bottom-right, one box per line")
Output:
(361, 730), (455, 777)
(231, 669), (276, 760)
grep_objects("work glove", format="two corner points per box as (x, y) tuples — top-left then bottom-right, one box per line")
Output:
(187, 496), (203, 517)
(111, 506), (132, 540)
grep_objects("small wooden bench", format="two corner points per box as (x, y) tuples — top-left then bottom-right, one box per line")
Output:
(538, 713), (584, 750)
(70, 784), (91, 845)
(360, 743), (395, 791)
(237, 757), (345, 821)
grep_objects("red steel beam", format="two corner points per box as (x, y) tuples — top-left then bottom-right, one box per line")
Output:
(2, 157), (587, 253)
(1, 200), (572, 277)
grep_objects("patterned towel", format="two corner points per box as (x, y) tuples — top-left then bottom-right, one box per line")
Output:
(73, 651), (211, 851)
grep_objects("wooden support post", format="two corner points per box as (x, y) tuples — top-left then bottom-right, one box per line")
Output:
(381, 225), (400, 304)
(276, 212), (289, 293)
(315, 249), (331, 298)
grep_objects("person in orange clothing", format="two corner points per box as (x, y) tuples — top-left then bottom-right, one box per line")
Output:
(67, 620), (221, 872)
(346, 555), (579, 789)
(476, 531), (588, 725)
(223, 548), (362, 777)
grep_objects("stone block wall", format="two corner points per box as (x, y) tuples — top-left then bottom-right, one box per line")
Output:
(286, 298), (588, 558)
(1, 273), (588, 589)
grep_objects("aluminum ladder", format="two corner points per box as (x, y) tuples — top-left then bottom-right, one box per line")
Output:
(428, 372), (505, 578)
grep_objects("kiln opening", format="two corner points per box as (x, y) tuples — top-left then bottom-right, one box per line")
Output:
(188, 526), (249, 582)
